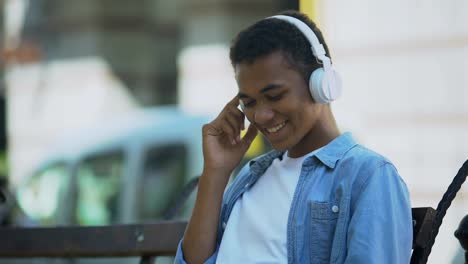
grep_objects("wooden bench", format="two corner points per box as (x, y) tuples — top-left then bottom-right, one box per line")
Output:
(0, 207), (436, 264)
(0, 221), (187, 264)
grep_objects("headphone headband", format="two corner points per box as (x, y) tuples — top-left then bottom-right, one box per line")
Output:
(268, 15), (329, 68)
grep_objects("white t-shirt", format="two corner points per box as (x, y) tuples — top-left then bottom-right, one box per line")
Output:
(216, 150), (318, 264)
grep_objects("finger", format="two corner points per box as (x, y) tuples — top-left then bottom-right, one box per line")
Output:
(224, 113), (242, 143)
(226, 105), (244, 119)
(227, 94), (240, 107)
(228, 107), (245, 130)
(242, 123), (258, 146)
(218, 121), (237, 145)
(202, 123), (225, 138)
(225, 96), (245, 130)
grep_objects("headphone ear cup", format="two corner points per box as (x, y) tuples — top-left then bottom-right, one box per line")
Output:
(328, 69), (343, 101)
(309, 68), (326, 103)
(309, 68), (342, 104)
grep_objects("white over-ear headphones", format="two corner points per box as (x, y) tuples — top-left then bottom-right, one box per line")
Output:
(268, 15), (342, 104)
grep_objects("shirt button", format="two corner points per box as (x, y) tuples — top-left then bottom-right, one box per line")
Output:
(332, 205), (339, 213)
(222, 222), (227, 229)
(244, 183), (250, 189)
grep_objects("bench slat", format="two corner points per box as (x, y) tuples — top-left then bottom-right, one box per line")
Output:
(0, 221), (187, 258)
(0, 208), (436, 259)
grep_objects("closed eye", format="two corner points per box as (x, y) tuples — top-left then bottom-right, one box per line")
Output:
(267, 92), (286, 101)
(241, 99), (255, 108)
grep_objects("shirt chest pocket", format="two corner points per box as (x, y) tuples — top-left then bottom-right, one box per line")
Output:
(308, 201), (339, 264)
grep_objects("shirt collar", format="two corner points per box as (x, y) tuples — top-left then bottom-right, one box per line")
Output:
(312, 132), (357, 169)
(248, 149), (284, 177)
(249, 132), (357, 173)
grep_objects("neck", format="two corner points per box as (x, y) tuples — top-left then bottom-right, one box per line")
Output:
(288, 105), (340, 158)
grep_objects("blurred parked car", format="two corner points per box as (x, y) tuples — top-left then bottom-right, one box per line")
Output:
(1, 106), (208, 264)
(16, 106), (209, 227)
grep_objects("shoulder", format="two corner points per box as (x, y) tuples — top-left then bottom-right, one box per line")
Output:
(340, 145), (410, 213)
(339, 144), (405, 193)
(341, 144), (396, 174)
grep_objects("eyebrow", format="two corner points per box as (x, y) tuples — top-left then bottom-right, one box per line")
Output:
(238, 83), (283, 98)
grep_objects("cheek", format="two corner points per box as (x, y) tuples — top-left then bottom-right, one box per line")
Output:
(291, 106), (317, 125)
(290, 112), (304, 127)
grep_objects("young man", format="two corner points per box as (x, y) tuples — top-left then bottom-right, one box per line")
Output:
(175, 11), (412, 264)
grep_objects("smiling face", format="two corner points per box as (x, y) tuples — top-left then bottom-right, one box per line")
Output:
(236, 51), (325, 157)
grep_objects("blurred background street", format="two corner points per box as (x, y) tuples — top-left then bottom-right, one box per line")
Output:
(1, 0), (467, 263)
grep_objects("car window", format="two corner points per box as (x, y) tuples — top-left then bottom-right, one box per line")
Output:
(16, 163), (68, 225)
(139, 144), (187, 221)
(75, 151), (124, 225)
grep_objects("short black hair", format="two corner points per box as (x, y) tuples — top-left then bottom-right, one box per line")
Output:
(229, 10), (331, 83)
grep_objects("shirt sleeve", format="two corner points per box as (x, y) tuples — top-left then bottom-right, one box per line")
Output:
(174, 239), (218, 264)
(344, 162), (413, 264)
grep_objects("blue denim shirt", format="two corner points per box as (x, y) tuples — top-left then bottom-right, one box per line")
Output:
(175, 132), (413, 264)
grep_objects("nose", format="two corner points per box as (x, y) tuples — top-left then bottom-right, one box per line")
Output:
(254, 105), (275, 125)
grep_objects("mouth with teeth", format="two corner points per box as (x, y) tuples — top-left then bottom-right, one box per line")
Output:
(265, 121), (287, 134)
